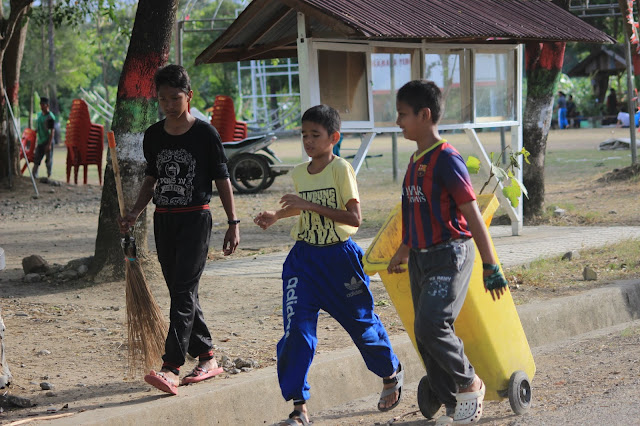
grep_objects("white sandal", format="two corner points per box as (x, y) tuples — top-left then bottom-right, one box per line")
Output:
(453, 380), (485, 424)
(435, 415), (454, 425)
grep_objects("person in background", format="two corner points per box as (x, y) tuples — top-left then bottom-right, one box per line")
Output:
(557, 91), (568, 130)
(616, 107), (630, 128)
(32, 97), (56, 180)
(566, 95), (578, 128)
(606, 88), (618, 120)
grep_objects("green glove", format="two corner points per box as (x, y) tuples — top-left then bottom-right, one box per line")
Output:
(483, 263), (508, 291)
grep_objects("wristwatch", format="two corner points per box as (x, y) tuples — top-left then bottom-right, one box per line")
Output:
(228, 219), (241, 225)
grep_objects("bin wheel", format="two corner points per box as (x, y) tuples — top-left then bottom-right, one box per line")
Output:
(508, 370), (532, 415)
(229, 154), (270, 194)
(417, 375), (442, 419)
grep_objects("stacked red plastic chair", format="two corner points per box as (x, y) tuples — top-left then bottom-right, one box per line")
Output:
(210, 95), (247, 142)
(64, 99), (104, 185)
(65, 100), (89, 183)
(19, 128), (37, 174)
(81, 122), (104, 185)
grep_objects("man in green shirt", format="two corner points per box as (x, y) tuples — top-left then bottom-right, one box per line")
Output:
(33, 97), (56, 179)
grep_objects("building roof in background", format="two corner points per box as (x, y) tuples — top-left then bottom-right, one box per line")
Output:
(566, 46), (626, 77)
(196, 0), (615, 64)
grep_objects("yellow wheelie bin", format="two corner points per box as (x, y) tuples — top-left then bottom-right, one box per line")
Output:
(362, 194), (535, 416)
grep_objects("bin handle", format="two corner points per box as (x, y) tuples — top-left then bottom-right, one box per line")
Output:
(363, 262), (407, 274)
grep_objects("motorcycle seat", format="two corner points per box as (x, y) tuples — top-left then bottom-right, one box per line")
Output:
(222, 134), (272, 149)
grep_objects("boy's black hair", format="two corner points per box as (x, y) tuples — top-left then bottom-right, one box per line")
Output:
(396, 80), (442, 124)
(154, 64), (191, 94)
(301, 104), (341, 135)
(40, 97), (49, 104)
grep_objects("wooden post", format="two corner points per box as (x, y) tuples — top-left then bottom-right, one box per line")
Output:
(297, 12), (311, 160)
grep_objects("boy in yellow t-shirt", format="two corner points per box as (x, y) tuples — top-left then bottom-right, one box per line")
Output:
(255, 105), (402, 425)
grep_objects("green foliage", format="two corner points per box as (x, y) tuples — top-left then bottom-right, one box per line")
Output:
(19, 1), (134, 127)
(175, 1), (243, 112)
(556, 73), (601, 116)
(620, 327), (640, 338)
(467, 147), (530, 207)
(17, 1), (297, 129)
(465, 155), (481, 174)
(502, 175), (522, 208)
(28, 0), (120, 28)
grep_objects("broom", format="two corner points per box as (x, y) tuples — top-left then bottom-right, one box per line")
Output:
(108, 131), (167, 375)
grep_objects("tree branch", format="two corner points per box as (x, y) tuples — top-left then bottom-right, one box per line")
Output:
(0, 1), (32, 51)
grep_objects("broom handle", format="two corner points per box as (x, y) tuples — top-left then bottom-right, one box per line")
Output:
(107, 131), (127, 218)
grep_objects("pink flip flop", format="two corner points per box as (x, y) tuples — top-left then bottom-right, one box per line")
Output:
(144, 370), (179, 395)
(181, 365), (224, 385)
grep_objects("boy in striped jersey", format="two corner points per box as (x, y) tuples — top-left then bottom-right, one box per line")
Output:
(387, 80), (508, 425)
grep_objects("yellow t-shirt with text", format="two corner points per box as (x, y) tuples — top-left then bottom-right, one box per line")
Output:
(290, 157), (359, 245)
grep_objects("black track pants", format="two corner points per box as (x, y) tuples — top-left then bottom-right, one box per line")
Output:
(154, 209), (213, 369)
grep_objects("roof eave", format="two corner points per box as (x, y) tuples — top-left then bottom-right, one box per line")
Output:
(196, 0), (615, 65)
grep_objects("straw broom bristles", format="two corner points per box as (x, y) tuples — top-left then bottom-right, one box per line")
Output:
(124, 256), (167, 374)
(108, 131), (168, 376)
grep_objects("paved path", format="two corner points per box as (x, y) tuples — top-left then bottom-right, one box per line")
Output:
(204, 225), (640, 278)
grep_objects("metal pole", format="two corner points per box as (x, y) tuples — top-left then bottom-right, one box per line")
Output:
(175, 20), (183, 66)
(624, 33), (638, 164)
(3, 89), (39, 197)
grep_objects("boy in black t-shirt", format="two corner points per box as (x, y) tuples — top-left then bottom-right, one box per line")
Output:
(119, 64), (240, 395)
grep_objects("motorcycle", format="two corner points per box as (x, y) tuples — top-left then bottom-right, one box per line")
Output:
(223, 133), (292, 194)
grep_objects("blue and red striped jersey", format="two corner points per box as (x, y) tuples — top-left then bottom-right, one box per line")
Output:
(401, 140), (476, 249)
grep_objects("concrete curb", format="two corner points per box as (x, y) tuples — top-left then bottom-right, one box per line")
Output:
(52, 280), (640, 425)
(518, 279), (640, 347)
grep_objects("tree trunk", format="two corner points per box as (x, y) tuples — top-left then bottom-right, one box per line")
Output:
(4, 7), (29, 165)
(0, 2), (33, 184)
(522, 0), (569, 221)
(522, 41), (566, 220)
(90, 0), (178, 281)
(46, 0), (59, 116)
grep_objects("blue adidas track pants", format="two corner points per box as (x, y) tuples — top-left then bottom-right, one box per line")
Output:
(277, 239), (399, 402)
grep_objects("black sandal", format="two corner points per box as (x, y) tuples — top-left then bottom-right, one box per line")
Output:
(282, 409), (310, 426)
(378, 362), (403, 412)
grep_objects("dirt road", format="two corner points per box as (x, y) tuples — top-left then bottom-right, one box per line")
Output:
(306, 320), (640, 425)
(0, 176), (396, 424)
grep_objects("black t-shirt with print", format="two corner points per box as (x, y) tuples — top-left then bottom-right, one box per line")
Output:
(143, 118), (229, 207)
